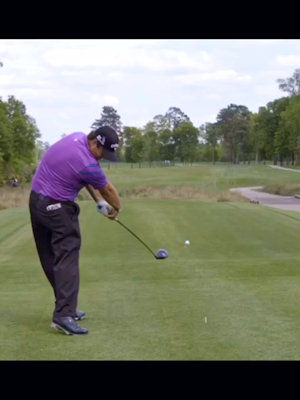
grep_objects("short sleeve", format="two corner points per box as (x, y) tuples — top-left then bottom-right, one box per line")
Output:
(79, 163), (108, 189)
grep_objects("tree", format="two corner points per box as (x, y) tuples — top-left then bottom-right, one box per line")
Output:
(255, 97), (290, 164)
(0, 101), (12, 180)
(158, 129), (176, 163)
(153, 114), (171, 132)
(0, 61), (3, 68)
(143, 123), (160, 166)
(276, 95), (300, 165)
(91, 106), (123, 160)
(0, 95), (40, 183)
(91, 106), (122, 132)
(216, 104), (251, 164)
(6, 96), (40, 165)
(165, 107), (190, 130)
(277, 69), (300, 96)
(61, 133), (67, 138)
(131, 135), (145, 165)
(35, 140), (50, 162)
(173, 122), (199, 164)
(123, 126), (142, 163)
(249, 113), (263, 164)
(199, 123), (219, 164)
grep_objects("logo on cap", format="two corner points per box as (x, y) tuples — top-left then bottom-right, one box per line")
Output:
(96, 135), (105, 145)
(111, 143), (119, 151)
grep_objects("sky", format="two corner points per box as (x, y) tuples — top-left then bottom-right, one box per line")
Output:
(0, 39), (300, 144)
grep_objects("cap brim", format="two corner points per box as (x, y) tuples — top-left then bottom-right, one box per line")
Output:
(102, 148), (118, 162)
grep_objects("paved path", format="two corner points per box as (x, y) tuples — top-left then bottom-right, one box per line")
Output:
(229, 187), (300, 212)
(269, 165), (300, 173)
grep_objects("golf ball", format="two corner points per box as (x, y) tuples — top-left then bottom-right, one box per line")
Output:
(185, 240), (190, 245)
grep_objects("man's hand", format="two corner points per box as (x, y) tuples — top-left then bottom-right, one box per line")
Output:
(97, 199), (111, 215)
(105, 207), (119, 220)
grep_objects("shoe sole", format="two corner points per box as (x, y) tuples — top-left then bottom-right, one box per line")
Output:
(50, 322), (88, 336)
(74, 314), (86, 321)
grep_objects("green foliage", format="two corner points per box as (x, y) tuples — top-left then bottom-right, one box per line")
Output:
(0, 96), (40, 185)
(276, 95), (300, 164)
(91, 106), (122, 132)
(277, 68), (300, 96)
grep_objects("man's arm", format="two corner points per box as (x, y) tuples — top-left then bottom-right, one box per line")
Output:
(98, 181), (122, 211)
(85, 184), (102, 202)
(86, 182), (121, 211)
(80, 164), (121, 211)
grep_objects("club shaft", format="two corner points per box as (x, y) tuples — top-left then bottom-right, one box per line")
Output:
(116, 220), (157, 258)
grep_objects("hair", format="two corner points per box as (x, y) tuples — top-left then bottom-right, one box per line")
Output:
(88, 130), (97, 140)
(88, 129), (102, 147)
(88, 126), (118, 147)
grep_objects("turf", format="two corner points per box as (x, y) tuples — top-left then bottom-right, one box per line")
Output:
(1, 196), (300, 360)
(105, 163), (300, 192)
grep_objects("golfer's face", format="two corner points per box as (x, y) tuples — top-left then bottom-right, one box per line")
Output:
(91, 143), (104, 160)
(94, 147), (103, 160)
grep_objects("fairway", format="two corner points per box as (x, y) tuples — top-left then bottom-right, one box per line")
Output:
(1, 188), (300, 359)
(104, 163), (300, 192)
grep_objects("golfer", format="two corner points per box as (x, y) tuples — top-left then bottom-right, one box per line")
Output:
(29, 126), (122, 335)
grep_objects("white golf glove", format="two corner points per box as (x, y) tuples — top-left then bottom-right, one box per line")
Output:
(97, 200), (111, 216)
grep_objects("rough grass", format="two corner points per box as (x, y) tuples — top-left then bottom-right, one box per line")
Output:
(261, 183), (300, 196)
(119, 186), (248, 202)
(3, 185), (246, 206)
(0, 186), (30, 210)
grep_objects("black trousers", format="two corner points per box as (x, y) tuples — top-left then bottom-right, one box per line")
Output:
(29, 190), (81, 319)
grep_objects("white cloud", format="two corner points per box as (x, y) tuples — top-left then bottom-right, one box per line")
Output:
(107, 71), (123, 81)
(127, 119), (148, 129)
(257, 69), (290, 78)
(91, 95), (119, 107)
(253, 83), (282, 97)
(58, 112), (71, 120)
(174, 70), (252, 86)
(232, 39), (284, 46)
(207, 94), (221, 100)
(44, 47), (213, 72)
(0, 39), (297, 145)
(0, 74), (15, 85)
(275, 55), (300, 67)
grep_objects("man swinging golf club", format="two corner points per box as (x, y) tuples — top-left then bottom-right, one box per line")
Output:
(29, 126), (121, 335)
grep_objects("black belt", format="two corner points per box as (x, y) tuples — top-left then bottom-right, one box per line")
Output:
(30, 190), (74, 204)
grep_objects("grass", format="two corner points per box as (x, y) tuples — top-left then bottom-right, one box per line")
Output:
(2, 163), (300, 360)
(0, 185), (31, 210)
(284, 166), (300, 170)
(103, 163), (300, 192)
(2, 163), (300, 209)
(261, 183), (300, 196)
(2, 200), (300, 359)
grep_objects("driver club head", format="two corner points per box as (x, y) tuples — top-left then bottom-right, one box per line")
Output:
(156, 249), (169, 259)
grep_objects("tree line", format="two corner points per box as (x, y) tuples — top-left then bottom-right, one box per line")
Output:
(1, 67), (300, 185)
(91, 68), (300, 166)
(0, 95), (41, 184)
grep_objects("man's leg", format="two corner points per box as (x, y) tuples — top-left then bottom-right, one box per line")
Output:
(29, 192), (87, 335)
(30, 217), (56, 295)
(51, 207), (81, 319)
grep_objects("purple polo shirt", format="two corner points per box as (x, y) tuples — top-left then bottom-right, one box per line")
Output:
(32, 132), (108, 201)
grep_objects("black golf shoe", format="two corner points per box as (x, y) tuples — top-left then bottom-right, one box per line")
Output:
(51, 316), (88, 335)
(74, 310), (86, 321)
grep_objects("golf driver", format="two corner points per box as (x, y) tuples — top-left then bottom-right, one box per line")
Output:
(116, 220), (169, 260)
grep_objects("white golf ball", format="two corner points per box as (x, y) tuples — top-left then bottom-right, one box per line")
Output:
(185, 240), (190, 245)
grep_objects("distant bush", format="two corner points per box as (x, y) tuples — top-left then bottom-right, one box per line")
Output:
(261, 183), (300, 196)
(118, 185), (248, 202)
